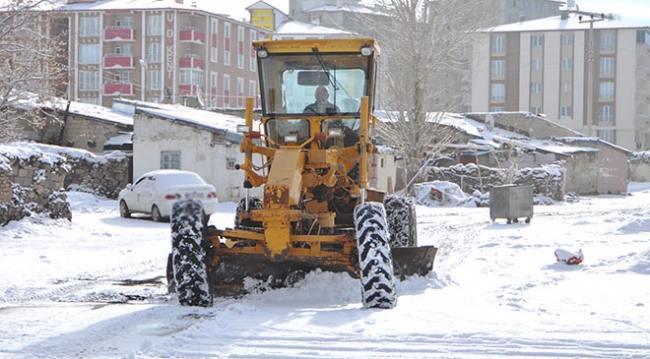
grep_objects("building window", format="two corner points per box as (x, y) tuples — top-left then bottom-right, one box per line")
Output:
(600, 57), (615, 75)
(491, 106), (505, 112)
(210, 71), (218, 107)
(79, 44), (100, 64)
(562, 81), (572, 93)
(491, 36), (505, 54)
(146, 42), (161, 63)
(560, 106), (572, 116)
(597, 129), (615, 143)
(223, 74), (231, 106)
(601, 33), (615, 51)
(531, 106), (542, 114)
(599, 105), (614, 122)
(146, 15), (162, 36)
(531, 59), (543, 70)
(491, 60), (505, 77)
(79, 16), (100, 37)
(249, 79), (257, 107)
(531, 82), (542, 93)
(237, 26), (245, 69)
(226, 158), (236, 170)
(491, 83), (505, 100)
(160, 151), (181, 169)
(532, 35), (544, 46)
(561, 34), (574, 45)
(224, 22), (231, 66)
(599, 82), (614, 99)
(147, 70), (161, 90)
(249, 30), (257, 72)
(179, 69), (203, 86)
(210, 18), (219, 63)
(637, 29), (650, 46)
(561, 58), (573, 70)
(79, 71), (100, 91)
(237, 77), (244, 107)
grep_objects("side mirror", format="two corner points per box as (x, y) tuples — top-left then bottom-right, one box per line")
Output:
(126, 184), (133, 190)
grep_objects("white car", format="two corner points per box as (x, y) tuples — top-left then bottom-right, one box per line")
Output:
(118, 169), (218, 222)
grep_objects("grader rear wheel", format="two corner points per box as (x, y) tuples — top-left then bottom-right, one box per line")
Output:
(384, 195), (418, 247)
(354, 202), (397, 309)
(170, 199), (213, 307)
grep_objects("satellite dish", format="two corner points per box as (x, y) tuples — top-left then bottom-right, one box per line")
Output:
(485, 114), (495, 131)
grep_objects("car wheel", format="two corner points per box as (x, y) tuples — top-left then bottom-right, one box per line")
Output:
(151, 205), (163, 222)
(119, 200), (131, 218)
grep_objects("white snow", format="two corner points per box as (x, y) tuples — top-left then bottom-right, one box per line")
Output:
(1, 184), (650, 357)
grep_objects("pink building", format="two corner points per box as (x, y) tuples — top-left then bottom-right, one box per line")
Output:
(52, 0), (267, 108)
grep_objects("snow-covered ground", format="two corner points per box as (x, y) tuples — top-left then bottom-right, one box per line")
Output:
(1, 184), (649, 358)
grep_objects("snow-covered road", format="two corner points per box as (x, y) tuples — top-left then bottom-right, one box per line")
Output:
(1, 188), (649, 358)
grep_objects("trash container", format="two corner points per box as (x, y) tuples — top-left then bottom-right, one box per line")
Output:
(489, 184), (533, 224)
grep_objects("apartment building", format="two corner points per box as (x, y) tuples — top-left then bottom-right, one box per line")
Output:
(472, 10), (650, 151)
(51, 0), (267, 108)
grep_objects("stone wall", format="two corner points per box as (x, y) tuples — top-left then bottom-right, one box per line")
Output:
(425, 163), (566, 201)
(0, 143), (130, 226)
(0, 144), (71, 225)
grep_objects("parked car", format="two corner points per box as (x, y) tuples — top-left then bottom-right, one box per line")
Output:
(118, 169), (218, 223)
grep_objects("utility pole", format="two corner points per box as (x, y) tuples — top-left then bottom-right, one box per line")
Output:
(574, 11), (612, 137)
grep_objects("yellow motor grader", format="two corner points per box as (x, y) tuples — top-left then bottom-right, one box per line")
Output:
(168, 38), (437, 309)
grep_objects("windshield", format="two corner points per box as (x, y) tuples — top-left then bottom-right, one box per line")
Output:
(258, 52), (371, 116)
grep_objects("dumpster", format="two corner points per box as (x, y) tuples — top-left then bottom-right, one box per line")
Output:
(489, 184), (533, 224)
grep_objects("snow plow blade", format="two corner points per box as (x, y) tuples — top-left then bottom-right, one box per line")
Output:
(206, 245), (437, 296)
(391, 245), (437, 279)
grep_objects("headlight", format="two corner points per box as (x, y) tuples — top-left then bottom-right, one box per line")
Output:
(237, 124), (250, 133)
(360, 44), (373, 57)
(257, 46), (268, 59)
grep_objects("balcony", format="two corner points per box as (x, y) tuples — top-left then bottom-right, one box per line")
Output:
(104, 82), (133, 96)
(104, 26), (135, 41)
(179, 26), (204, 44)
(179, 54), (204, 70)
(179, 84), (200, 96)
(104, 53), (134, 68)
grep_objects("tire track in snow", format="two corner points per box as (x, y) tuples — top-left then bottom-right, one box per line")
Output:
(0, 259), (166, 304)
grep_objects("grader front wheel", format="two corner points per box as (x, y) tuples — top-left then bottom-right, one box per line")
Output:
(354, 202), (398, 309)
(170, 199), (213, 307)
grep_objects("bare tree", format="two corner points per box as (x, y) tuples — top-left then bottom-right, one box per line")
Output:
(0, 0), (67, 143)
(359, 0), (500, 190)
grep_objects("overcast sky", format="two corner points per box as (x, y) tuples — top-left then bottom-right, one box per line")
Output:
(221, 0), (650, 25)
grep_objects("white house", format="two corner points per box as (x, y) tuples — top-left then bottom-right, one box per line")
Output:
(133, 104), (260, 202)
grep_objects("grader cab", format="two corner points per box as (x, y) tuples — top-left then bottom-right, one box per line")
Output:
(168, 38), (437, 309)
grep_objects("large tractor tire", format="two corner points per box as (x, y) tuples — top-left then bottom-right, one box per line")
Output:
(170, 199), (213, 307)
(384, 195), (418, 247)
(354, 202), (398, 309)
(234, 196), (263, 228)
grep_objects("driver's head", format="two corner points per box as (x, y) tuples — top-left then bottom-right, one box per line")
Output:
(315, 86), (329, 104)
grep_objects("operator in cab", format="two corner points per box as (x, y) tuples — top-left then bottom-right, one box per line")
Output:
(303, 85), (340, 115)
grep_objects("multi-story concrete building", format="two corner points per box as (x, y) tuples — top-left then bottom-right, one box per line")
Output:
(50, 0), (267, 109)
(471, 9), (650, 151)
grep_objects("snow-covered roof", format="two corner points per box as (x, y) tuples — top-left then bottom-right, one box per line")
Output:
(488, 11), (649, 33)
(375, 111), (600, 156)
(274, 20), (354, 37)
(51, 99), (133, 127)
(134, 103), (247, 143)
(52, 0), (256, 21)
(304, 4), (384, 16)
